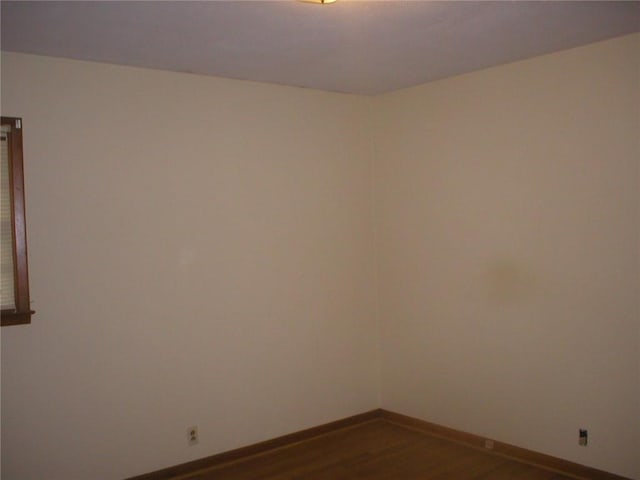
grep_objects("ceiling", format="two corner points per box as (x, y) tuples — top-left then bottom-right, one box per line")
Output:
(2, 1), (639, 95)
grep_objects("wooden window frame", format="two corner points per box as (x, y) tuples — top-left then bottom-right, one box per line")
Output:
(1, 116), (34, 326)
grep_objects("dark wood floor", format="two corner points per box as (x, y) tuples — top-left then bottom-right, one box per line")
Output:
(179, 420), (574, 480)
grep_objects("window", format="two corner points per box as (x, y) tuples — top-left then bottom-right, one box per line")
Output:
(1, 117), (34, 326)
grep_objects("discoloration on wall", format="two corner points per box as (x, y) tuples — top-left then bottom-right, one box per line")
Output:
(484, 258), (536, 306)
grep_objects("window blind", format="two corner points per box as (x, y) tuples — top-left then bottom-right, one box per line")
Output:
(1, 125), (16, 310)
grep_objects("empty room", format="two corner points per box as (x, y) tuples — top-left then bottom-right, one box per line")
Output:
(1, 1), (639, 479)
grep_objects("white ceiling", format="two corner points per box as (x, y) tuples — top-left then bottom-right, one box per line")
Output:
(2, 1), (639, 95)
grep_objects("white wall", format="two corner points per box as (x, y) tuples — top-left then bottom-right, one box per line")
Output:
(373, 33), (640, 479)
(2, 33), (639, 480)
(0, 53), (378, 479)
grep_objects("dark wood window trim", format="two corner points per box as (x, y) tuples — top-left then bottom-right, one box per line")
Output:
(1, 116), (34, 326)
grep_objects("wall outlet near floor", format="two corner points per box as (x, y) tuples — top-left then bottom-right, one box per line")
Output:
(579, 429), (588, 446)
(484, 439), (494, 450)
(187, 426), (199, 446)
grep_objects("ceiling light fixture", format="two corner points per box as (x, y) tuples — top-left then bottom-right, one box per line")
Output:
(301, 0), (337, 4)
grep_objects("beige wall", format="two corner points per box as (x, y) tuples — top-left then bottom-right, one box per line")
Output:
(373, 33), (640, 479)
(0, 53), (378, 479)
(1, 33), (639, 480)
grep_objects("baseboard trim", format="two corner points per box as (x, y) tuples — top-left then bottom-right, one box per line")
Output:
(379, 409), (632, 480)
(126, 408), (632, 480)
(125, 409), (382, 480)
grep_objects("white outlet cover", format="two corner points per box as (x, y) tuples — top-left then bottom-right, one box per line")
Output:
(187, 426), (199, 445)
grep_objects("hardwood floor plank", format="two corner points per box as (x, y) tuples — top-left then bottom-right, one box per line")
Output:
(183, 420), (576, 480)
(472, 461), (536, 479)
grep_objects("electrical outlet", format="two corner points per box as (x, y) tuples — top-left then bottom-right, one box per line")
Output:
(579, 429), (588, 446)
(187, 426), (199, 446)
(484, 439), (494, 450)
